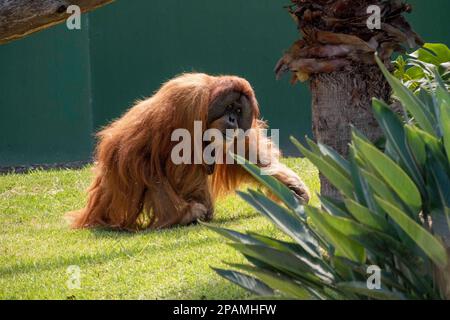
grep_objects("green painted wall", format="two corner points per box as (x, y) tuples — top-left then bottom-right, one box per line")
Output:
(0, 0), (449, 167)
(88, 0), (310, 154)
(0, 18), (93, 167)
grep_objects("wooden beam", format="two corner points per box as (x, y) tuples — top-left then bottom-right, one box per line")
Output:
(0, 0), (114, 45)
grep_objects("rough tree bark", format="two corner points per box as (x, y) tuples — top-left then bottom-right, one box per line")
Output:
(0, 0), (114, 45)
(310, 64), (390, 198)
(275, 0), (422, 198)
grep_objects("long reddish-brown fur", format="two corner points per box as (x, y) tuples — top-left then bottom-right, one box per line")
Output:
(67, 73), (309, 230)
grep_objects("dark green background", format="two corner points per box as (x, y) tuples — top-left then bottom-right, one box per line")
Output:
(0, 0), (448, 167)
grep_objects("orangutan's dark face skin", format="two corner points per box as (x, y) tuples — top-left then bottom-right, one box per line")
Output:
(204, 91), (254, 175)
(207, 91), (254, 135)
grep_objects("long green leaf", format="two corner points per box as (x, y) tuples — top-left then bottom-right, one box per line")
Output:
(439, 92), (450, 163)
(234, 155), (302, 211)
(240, 190), (321, 259)
(375, 196), (448, 269)
(427, 152), (450, 238)
(353, 134), (422, 214)
(229, 243), (334, 283)
(292, 137), (354, 198)
(348, 147), (367, 205)
(212, 268), (275, 296)
(305, 206), (366, 263)
(229, 263), (318, 299)
(307, 206), (410, 260)
(319, 195), (351, 218)
(203, 222), (265, 245)
(372, 98), (424, 190)
(333, 257), (411, 293)
(405, 124), (427, 167)
(359, 169), (400, 208)
(344, 198), (391, 233)
(317, 142), (351, 175)
(336, 282), (406, 300)
(246, 232), (333, 274)
(376, 55), (436, 134)
(305, 137), (351, 178)
(412, 125), (448, 164)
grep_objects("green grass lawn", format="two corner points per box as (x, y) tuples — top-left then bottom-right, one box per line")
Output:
(0, 158), (318, 300)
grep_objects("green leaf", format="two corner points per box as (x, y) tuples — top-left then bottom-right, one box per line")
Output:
(305, 137), (351, 180)
(393, 55), (406, 79)
(348, 147), (367, 205)
(229, 243), (334, 283)
(203, 222), (265, 245)
(229, 263), (318, 299)
(405, 65), (425, 80)
(240, 190), (321, 259)
(316, 140), (351, 178)
(435, 72), (450, 107)
(405, 125), (427, 167)
(372, 98), (424, 190)
(319, 195), (351, 218)
(374, 196), (448, 269)
(427, 150), (450, 211)
(307, 206), (408, 260)
(212, 268), (275, 296)
(333, 257), (410, 293)
(344, 198), (391, 233)
(418, 88), (436, 114)
(234, 155), (302, 212)
(246, 232), (329, 267)
(359, 169), (400, 209)
(360, 167), (420, 247)
(376, 55), (436, 134)
(305, 206), (366, 263)
(353, 134), (422, 214)
(439, 93), (450, 164)
(336, 282), (406, 300)
(427, 152), (450, 238)
(291, 137), (354, 198)
(411, 43), (450, 65)
(409, 125), (448, 165)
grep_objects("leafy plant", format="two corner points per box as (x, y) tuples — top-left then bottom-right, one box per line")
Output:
(394, 43), (450, 93)
(209, 55), (450, 299)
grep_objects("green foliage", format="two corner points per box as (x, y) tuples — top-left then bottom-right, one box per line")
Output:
(211, 52), (450, 299)
(394, 43), (450, 94)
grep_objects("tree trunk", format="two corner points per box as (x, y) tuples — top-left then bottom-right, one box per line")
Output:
(310, 63), (390, 197)
(275, 0), (422, 198)
(0, 0), (114, 45)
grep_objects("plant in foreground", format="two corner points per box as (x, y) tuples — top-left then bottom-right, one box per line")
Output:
(208, 55), (450, 299)
(394, 43), (450, 93)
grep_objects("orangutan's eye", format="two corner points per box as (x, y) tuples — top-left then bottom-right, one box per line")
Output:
(236, 108), (242, 114)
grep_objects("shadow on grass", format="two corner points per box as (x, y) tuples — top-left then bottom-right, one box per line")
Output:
(154, 275), (252, 300)
(86, 210), (261, 239)
(213, 211), (260, 224)
(0, 231), (221, 277)
(1, 211), (266, 280)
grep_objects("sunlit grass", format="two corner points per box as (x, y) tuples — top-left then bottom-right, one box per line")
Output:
(0, 158), (318, 299)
